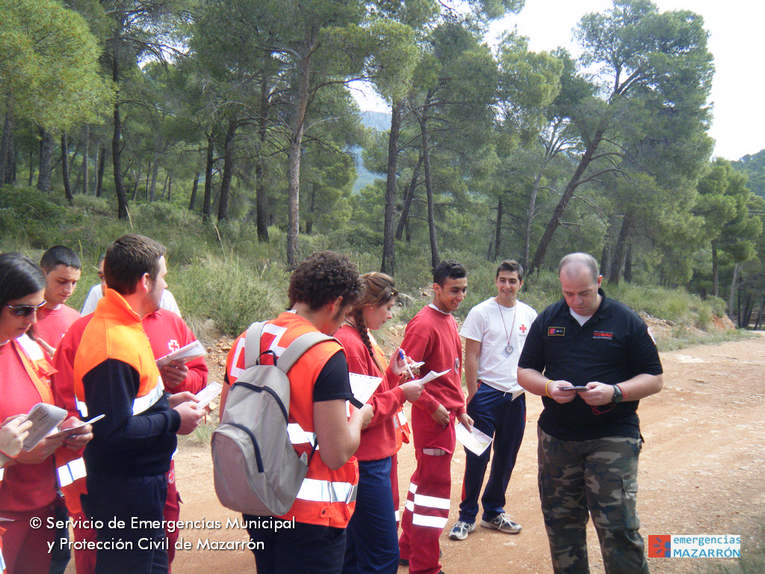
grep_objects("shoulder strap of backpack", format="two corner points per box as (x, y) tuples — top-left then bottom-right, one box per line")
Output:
(277, 331), (333, 373)
(243, 321), (332, 373)
(243, 321), (267, 369)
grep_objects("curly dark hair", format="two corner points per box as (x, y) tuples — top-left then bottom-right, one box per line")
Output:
(288, 251), (362, 311)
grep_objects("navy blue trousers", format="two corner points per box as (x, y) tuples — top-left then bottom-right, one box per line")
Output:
(247, 518), (347, 574)
(343, 457), (399, 574)
(458, 385), (526, 523)
(83, 473), (169, 574)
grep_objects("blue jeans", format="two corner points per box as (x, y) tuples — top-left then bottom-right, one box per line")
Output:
(343, 457), (399, 574)
(458, 385), (526, 523)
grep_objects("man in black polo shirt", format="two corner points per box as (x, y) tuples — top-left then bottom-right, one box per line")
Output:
(518, 252), (663, 574)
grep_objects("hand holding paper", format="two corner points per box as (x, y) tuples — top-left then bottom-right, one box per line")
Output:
(195, 382), (223, 410)
(456, 422), (493, 456)
(156, 340), (206, 368)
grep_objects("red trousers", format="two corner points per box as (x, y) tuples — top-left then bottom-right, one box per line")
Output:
(0, 504), (56, 574)
(399, 411), (455, 574)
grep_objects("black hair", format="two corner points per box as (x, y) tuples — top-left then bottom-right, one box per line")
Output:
(40, 245), (81, 271)
(433, 259), (467, 286)
(0, 253), (46, 307)
(104, 234), (167, 295)
(496, 259), (524, 281)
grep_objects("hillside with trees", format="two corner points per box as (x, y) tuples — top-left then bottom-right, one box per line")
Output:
(1, 0), (764, 329)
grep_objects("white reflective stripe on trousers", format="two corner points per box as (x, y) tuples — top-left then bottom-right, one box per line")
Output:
(57, 457), (87, 487)
(295, 478), (357, 504)
(404, 481), (450, 529)
(412, 513), (449, 529)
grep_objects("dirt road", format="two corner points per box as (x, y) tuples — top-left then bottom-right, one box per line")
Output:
(167, 333), (765, 573)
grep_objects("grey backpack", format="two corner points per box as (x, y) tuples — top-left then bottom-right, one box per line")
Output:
(211, 321), (330, 516)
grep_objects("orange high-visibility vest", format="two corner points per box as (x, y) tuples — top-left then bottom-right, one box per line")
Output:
(73, 289), (164, 418)
(254, 312), (359, 528)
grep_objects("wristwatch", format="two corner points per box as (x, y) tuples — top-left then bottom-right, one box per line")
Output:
(611, 384), (623, 404)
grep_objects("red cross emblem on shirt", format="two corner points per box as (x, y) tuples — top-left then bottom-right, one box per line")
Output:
(519, 324), (528, 334)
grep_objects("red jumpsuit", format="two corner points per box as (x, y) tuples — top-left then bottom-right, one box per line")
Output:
(398, 305), (465, 574)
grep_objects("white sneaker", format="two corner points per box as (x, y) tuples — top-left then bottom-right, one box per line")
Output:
(448, 520), (476, 540)
(480, 513), (521, 534)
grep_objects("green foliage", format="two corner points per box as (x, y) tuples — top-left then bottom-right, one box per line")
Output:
(0, 0), (760, 323)
(734, 150), (765, 198)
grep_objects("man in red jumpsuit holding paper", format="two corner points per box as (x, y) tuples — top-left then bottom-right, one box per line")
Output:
(398, 260), (473, 574)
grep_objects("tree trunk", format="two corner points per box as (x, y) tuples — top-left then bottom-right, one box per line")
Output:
(188, 172), (200, 211)
(286, 31), (316, 267)
(0, 100), (15, 184)
(37, 128), (54, 192)
(218, 119), (237, 222)
(494, 197), (503, 260)
(531, 123), (606, 273)
(28, 149), (34, 187)
(381, 99), (403, 274)
(728, 263), (740, 319)
(306, 184), (315, 235)
(61, 134), (73, 205)
(149, 152), (159, 202)
(95, 144), (106, 197)
(523, 171), (544, 269)
(255, 78), (270, 242)
(111, 56), (129, 219)
(202, 134), (214, 221)
(131, 172), (140, 201)
(608, 213), (632, 284)
(164, 174), (171, 201)
(624, 242), (633, 283)
(81, 125), (89, 196)
(711, 243), (719, 298)
(419, 111), (439, 270)
(395, 151), (423, 241)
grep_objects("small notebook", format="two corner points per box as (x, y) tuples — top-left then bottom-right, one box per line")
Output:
(156, 340), (207, 367)
(22, 403), (68, 451)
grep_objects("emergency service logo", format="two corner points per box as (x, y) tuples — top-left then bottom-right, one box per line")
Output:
(648, 534), (740, 558)
(547, 327), (565, 337)
(648, 535), (671, 557)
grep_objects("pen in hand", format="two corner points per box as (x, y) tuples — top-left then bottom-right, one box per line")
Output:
(399, 349), (415, 379)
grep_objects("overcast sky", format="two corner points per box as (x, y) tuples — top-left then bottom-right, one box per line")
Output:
(355, 0), (762, 162)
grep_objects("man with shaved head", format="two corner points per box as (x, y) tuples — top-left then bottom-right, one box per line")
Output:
(518, 252), (663, 574)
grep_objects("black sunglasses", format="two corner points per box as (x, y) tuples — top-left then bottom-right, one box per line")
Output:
(6, 301), (46, 318)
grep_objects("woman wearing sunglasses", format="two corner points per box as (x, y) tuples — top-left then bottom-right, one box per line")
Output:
(0, 253), (92, 574)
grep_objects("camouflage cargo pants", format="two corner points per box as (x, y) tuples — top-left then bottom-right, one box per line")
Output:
(537, 427), (648, 574)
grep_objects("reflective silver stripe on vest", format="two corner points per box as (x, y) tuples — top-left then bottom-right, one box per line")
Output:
(0, 467), (4, 481)
(57, 457), (87, 487)
(287, 423), (316, 448)
(295, 478), (357, 505)
(132, 377), (165, 415)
